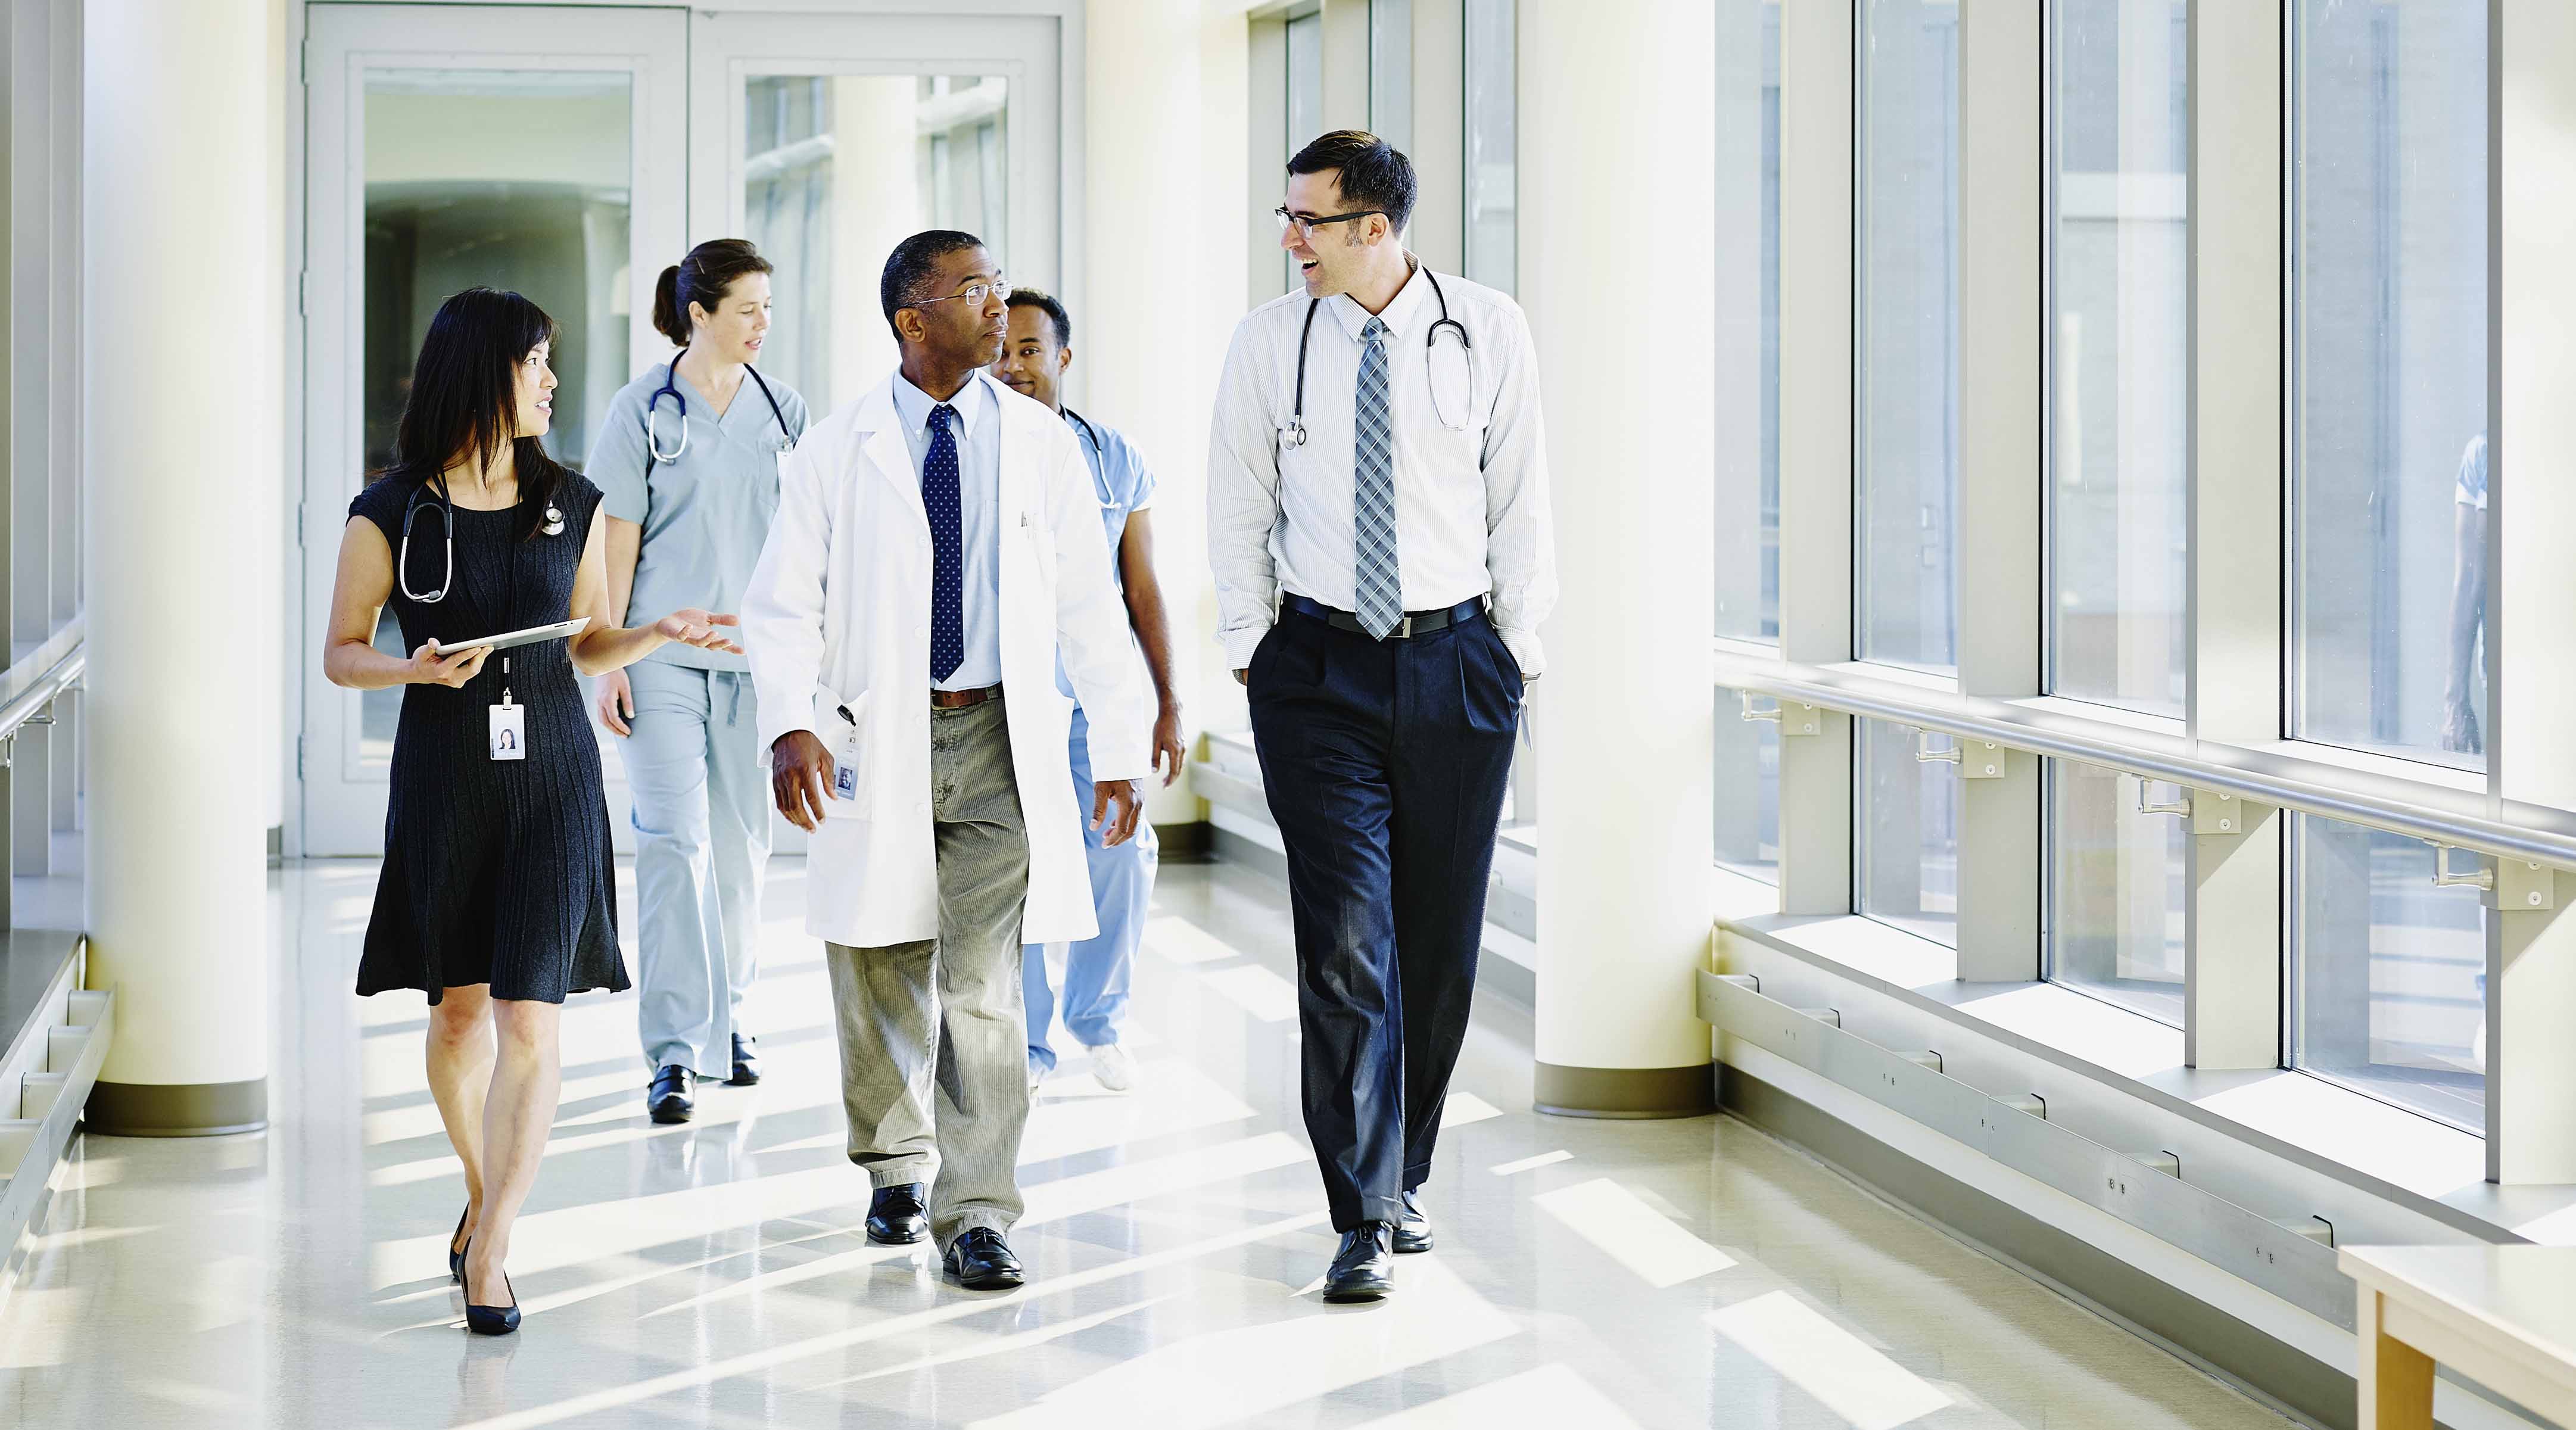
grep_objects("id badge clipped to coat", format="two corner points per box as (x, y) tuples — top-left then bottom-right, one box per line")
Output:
(830, 704), (862, 804)
(489, 684), (527, 761)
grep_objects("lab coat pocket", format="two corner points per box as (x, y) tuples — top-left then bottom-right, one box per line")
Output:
(812, 687), (872, 818)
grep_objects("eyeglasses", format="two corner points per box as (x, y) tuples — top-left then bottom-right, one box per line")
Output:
(1275, 207), (1387, 240)
(909, 276), (1008, 309)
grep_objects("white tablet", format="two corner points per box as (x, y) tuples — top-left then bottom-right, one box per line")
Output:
(430, 617), (588, 656)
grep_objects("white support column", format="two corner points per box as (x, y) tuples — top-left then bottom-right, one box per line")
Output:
(2181, 1), (2287, 1068)
(1773, 0), (1855, 919)
(2489, 0), (2576, 1182)
(1955, 0), (2044, 982)
(1086, 0), (1214, 833)
(82, 0), (276, 1133)
(1527, 0), (1717, 1117)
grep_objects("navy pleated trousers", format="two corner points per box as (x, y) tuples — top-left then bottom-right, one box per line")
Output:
(1247, 599), (1522, 1230)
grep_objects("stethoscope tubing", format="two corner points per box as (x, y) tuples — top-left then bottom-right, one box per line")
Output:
(646, 360), (797, 463)
(1281, 262), (1472, 450)
(396, 471), (563, 605)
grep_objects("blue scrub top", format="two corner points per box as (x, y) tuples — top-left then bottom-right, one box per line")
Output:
(1058, 407), (1157, 700)
(592, 360), (808, 672)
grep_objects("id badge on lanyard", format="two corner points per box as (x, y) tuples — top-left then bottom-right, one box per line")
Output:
(489, 658), (527, 761)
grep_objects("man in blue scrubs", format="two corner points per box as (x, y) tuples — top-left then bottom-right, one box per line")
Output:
(992, 289), (1186, 1093)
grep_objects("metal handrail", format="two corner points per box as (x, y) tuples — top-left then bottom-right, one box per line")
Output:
(1712, 643), (2576, 874)
(0, 618), (84, 755)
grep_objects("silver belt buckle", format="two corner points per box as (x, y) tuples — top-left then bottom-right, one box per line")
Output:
(1395, 615), (1414, 639)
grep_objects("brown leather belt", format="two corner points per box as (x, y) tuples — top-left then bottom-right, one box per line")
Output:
(929, 684), (1004, 709)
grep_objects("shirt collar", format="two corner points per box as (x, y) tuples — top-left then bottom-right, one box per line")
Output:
(890, 368), (993, 439)
(1326, 259), (1433, 342)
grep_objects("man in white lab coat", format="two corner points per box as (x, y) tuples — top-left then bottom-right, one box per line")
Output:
(742, 230), (1154, 1291)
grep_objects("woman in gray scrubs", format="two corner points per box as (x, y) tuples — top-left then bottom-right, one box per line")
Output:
(591, 239), (808, 1123)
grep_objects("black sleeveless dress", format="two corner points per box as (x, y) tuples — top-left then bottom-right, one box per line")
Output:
(347, 472), (628, 1005)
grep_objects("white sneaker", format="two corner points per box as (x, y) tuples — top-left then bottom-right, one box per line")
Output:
(1088, 1042), (1137, 1093)
(1028, 1056), (1049, 1092)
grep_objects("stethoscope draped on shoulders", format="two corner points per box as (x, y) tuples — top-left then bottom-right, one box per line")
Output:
(1062, 407), (1122, 513)
(398, 471), (566, 605)
(646, 360), (798, 463)
(1279, 258), (1474, 450)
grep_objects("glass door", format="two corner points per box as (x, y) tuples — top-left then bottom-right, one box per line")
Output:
(686, 12), (1063, 414)
(299, 4), (686, 856)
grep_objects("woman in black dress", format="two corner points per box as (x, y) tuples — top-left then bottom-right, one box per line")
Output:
(322, 288), (740, 1335)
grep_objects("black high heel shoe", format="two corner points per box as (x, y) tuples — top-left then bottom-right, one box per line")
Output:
(463, 1260), (520, 1336)
(448, 1207), (472, 1284)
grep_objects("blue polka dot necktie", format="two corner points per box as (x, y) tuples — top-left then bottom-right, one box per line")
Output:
(1353, 317), (1402, 637)
(924, 403), (964, 683)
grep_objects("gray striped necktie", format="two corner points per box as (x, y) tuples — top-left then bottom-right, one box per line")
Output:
(1353, 316), (1401, 637)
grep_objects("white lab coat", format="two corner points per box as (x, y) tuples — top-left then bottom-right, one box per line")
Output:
(742, 369), (1154, 949)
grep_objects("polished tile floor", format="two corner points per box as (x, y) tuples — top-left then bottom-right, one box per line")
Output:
(0, 858), (2294, 1429)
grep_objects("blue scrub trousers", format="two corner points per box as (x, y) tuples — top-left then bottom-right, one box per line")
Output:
(621, 662), (770, 1079)
(1023, 704), (1158, 1073)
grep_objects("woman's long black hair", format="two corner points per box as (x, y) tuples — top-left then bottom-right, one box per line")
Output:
(378, 287), (567, 542)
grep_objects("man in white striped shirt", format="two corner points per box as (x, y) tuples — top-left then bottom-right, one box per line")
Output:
(1207, 130), (1558, 1304)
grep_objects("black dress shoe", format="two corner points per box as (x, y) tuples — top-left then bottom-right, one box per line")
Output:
(647, 1065), (694, 1124)
(865, 1183), (929, 1245)
(1393, 1189), (1432, 1254)
(942, 1227), (1025, 1290)
(727, 1032), (761, 1087)
(462, 1261), (519, 1336)
(1323, 1223), (1394, 1303)
(448, 1205), (472, 1283)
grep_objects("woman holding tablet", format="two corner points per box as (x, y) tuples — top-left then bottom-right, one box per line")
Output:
(323, 287), (739, 1335)
(589, 239), (808, 1124)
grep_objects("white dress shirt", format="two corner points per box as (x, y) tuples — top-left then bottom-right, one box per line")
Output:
(1207, 263), (1558, 675)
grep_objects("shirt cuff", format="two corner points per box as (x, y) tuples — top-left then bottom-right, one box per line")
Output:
(1222, 624), (1272, 672)
(1495, 625), (1544, 680)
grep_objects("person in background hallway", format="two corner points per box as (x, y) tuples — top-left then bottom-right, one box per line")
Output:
(742, 231), (1155, 1291)
(592, 239), (810, 1124)
(1207, 132), (1556, 1303)
(992, 287), (1187, 1095)
(325, 288), (740, 1335)
(2443, 431), (2487, 757)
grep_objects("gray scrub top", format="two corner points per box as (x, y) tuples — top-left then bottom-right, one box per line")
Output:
(591, 361), (808, 672)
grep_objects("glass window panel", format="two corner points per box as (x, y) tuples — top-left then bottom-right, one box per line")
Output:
(1857, 0), (1961, 671)
(360, 68), (634, 763)
(743, 73), (1008, 414)
(1287, 13), (1325, 294)
(1857, 718), (1959, 947)
(1717, 689), (1781, 885)
(2292, 814), (2487, 1132)
(2048, 0), (2188, 714)
(2291, 1), (2488, 768)
(2045, 760), (2185, 1026)
(1370, 0), (1414, 157)
(1715, 0), (1783, 644)
(1463, 0), (1516, 293)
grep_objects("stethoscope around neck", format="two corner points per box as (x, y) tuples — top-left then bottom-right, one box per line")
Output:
(1062, 407), (1121, 512)
(1279, 260), (1473, 450)
(647, 358), (796, 462)
(398, 472), (565, 605)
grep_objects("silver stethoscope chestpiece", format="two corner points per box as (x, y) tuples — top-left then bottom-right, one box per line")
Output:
(541, 504), (565, 537)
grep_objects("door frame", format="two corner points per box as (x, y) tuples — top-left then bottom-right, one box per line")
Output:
(295, 3), (689, 856)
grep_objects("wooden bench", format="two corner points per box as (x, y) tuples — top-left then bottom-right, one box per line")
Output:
(2341, 1244), (2576, 1429)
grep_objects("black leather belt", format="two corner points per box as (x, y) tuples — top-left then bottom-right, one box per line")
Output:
(1284, 594), (1484, 640)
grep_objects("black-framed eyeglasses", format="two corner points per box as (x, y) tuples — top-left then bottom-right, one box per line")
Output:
(1275, 207), (1387, 239)
(909, 276), (1008, 309)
